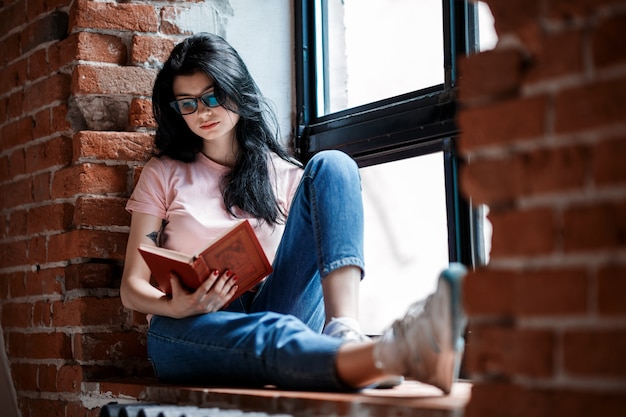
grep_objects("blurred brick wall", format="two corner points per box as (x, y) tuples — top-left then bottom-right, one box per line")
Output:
(459, 0), (626, 416)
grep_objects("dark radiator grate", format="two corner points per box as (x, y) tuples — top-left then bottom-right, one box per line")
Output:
(99, 403), (294, 417)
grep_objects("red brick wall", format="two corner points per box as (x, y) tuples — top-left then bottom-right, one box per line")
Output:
(0, 0), (195, 415)
(459, 0), (626, 415)
(2, 0), (625, 416)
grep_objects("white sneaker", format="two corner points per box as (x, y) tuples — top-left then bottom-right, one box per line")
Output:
(324, 317), (404, 388)
(323, 317), (370, 343)
(373, 263), (467, 394)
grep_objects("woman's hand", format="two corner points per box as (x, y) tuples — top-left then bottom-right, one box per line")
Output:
(168, 270), (238, 318)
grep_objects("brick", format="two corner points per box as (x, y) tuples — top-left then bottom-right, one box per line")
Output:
(515, 268), (588, 315)
(0, 178), (32, 209)
(65, 262), (118, 290)
(51, 163), (128, 198)
(466, 382), (626, 417)
(465, 267), (588, 316)
(457, 95), (547, 151)
(465, 324), (555, 377)
(555, 77), (626, 134)
(0, 156), (9, 182)
(490, 207), (556, 257)
(593, 136), (626, 186)
(37, 363), (57, 391)
(525, 29), (585, 83)
(563, 329), (626, 378)
(7, 91), (24, 120)
(49, 33), (78, 73)
(76, 31), (127, 64)
(32, 108), (52, 141)
(57, 364), (82, 393)
(458, 48), (523, 103)
(548, 0), (626, 19)
(21, 11), (69, 53)
(28, 48), (49, 81)
(563, 201), (626, 251)
(1, 117), (34, 150)
(26, 203), (74, 235)
(592, 13), (626, 69)
(20, 398), (67, 417)
(25, 136), (73, 174)
(28, 235), (47, 267)
(7, 209), (27, 237)
(1, 302), (33, 328)
(0, 240), (29, 270)
(32, 172), (51, 202)
(597, 264), (626, 315)
(7, 332), (72, 360)
(8, 148), (26, 178)
(129, 98), (156, 129)
(23, 73), (71, 113)
(465, 268), (516, 316)
(70, 0), (158, 32)
(72, 65), (157, 96)
(26, 0), (71, 20)
(47, 229), (128, 262)
(460, 156), (524, 205)
(74, 331), (146, 361)
(523, 145), (590, 194)
(74, 131), (154, 162)
(52, 103), (72, 132)
(32, 300), (52, 327)
(13, 267), (64, 298)
(0, 96), (7, 124)
(75, 196), (130, 228)
(51, 297), (127, 327)
(0, 57), (27, 96)
(0, 2), (27, 41)
(131, 35), (175, 65)
(10, 363), (38, 391)
(1, 33), (21, 67)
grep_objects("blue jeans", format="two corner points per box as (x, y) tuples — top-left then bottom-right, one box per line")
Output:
(147, 150), (365, 390)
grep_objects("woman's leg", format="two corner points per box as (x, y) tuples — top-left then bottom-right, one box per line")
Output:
(250, 150), (365, 332)
(147, 311), (350, 390)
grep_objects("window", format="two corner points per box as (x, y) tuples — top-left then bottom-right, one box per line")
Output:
(294, 0), (496, 333)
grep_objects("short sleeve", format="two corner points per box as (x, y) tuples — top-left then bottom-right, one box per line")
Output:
(125, 158), (169, 219)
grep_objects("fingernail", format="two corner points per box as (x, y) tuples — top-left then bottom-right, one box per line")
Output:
(225, 270), (232, 277)
(233, 275), (238, 282)
(213, 270), (219, 276)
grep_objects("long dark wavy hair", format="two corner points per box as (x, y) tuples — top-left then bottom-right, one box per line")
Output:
(152, 33), (300, 225)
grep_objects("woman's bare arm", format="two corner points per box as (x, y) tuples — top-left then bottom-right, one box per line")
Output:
(120, 212), (238, 318)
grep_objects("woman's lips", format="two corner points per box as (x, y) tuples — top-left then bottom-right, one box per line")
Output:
(200, 121), (218, 130)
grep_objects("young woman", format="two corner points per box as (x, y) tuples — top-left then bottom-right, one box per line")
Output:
(120, 32), (466, 392)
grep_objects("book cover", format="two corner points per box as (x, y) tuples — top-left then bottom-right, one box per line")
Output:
(138, 220), (273, 303)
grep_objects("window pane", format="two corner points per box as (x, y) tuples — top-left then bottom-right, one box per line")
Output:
(316, 0), (444, 116)
(358, 153), (450, 334)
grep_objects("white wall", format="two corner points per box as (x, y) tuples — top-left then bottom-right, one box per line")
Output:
(226, 0), (295, 145)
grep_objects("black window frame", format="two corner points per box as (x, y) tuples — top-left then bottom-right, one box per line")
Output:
(293, 0), (481, 266)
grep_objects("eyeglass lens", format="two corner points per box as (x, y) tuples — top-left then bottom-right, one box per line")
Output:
(170, 93), (220, 115)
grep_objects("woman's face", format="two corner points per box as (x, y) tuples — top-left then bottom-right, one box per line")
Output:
(172, 71), (240, 149)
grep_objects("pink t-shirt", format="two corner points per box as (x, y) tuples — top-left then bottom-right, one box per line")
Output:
(126, 152), (303, 264)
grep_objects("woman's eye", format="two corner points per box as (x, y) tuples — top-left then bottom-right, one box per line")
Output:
(180, 100), (196, 111)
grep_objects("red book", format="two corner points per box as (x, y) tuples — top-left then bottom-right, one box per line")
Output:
(138, 220), (272, 302)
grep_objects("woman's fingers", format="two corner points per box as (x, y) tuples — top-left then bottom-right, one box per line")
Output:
(168, 270), (239, 316)
(197, 270), (238, 311)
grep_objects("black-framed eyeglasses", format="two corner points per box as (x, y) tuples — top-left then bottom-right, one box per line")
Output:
(169, 93), (220, 115)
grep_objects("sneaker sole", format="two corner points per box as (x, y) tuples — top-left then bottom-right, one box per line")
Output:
(434, 262), (467, 393)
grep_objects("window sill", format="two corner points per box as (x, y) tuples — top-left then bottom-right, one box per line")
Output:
(88, 379), (471, 417)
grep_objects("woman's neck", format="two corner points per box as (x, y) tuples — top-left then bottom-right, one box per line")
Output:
(201, 139), (238, 167)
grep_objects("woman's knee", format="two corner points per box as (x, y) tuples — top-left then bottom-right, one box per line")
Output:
(305, 150), (359, 180)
